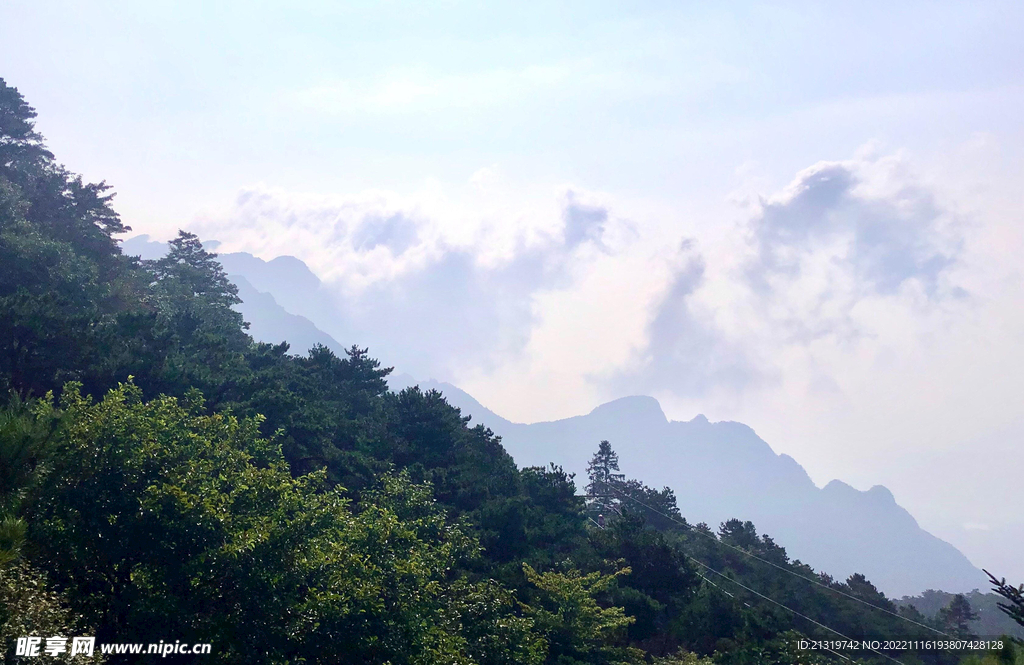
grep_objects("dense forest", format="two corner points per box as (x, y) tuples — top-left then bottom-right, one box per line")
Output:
(1, 77), (1021, 664)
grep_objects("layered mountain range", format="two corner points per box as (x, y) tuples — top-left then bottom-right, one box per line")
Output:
(389, 376), (986, 597)
(123, 235), (989, 597)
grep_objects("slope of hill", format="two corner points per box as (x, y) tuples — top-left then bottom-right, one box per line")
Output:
(124, 235), (989, 598)
(123, 235), (343, 357)
(898, 589), (1024, 639)
(411, 380), (988, 598)
(232, 274), (344, 356)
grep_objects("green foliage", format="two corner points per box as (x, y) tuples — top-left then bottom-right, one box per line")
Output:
(591, 514), (699, 649)
(0, 517), (26, 567)
(1, 561), (103, 663)
(900, 588), (1024, 640)
(0, 196), (107, 395)
(0, 78), (54, 170)
(653, 648), (715, 665)
(958, 640), (1024, 665)
(0, 80), (141, 399)
(522, 563), (644, 665)
(477, 464), (590, 575)
(586, 440), (624, 520)
(448, 579), (547, 665)
(616, 479), (684, 532)
(0, 79), (124, 258)
(0, 393), (56, 515)
(22, 382), (541, 663)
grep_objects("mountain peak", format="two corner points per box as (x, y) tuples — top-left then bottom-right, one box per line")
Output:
(823, 480), (897, 503)
(589, 395), (667, 423)
(868, 484), (897, 503)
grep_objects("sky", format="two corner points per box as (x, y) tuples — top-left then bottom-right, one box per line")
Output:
(2, 1), (1023, 580)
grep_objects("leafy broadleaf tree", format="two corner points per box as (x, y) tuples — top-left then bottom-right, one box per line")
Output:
(521, 563), (644, 665)
(653, 648), (715, 665)
(1, 561), (102, 663)
(24, 382), (542, 664)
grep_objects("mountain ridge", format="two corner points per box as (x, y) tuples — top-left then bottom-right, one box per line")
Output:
(123, 234), (989, 597)
(404, 379), (985, 597)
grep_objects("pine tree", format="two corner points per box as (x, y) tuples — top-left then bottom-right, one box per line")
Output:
(985, 570), (1024, 629)
(149, 230), (243, 311)
(0, 78), (53, 175)
(617, 477), (686, 531)
(586, 440), (625, 521)
(938, 593), (978, 637)
(146, 230), (250, 351)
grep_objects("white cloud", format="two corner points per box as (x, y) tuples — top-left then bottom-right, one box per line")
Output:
(192, 149), (1019, 428)
(661, 148), (1024, 570)
(191, 174), (675, 387)
(192, 149), (1019, 431)
(187, 145), (1024, 578)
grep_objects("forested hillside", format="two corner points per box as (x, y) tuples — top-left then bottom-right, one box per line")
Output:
(411, 381), (986, 597)
(897, 591), (1024, 641)
(1, 77), (1020, 664)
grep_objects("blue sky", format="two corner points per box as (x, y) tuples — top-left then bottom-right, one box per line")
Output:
(3, 1), (1023, 578)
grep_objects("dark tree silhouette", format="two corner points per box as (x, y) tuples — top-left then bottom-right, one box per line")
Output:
(938, 593), (979, 637)
(985, 569), (1024, 629)
(585, 440), (625, 520)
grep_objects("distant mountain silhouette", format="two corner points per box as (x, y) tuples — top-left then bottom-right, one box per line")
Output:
(124, 235), (988, 597)
(406, 380), (987, 597)
(122, 235), (343, 356)
(232, 274), (344, 356)
(122, 234), (170, 261)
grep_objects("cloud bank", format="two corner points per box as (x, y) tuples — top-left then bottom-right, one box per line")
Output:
(181, 145), (1024, 578)
(191, 151), (981, 413)
(192, 173), (666, 381)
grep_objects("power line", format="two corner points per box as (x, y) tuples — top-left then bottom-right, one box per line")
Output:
(600, 484), (950, 638)
(597, 488), (905, 664)
(595, 485), (952, 659)
(688, 554), (902, 665)
(695, 571), (853, 662)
